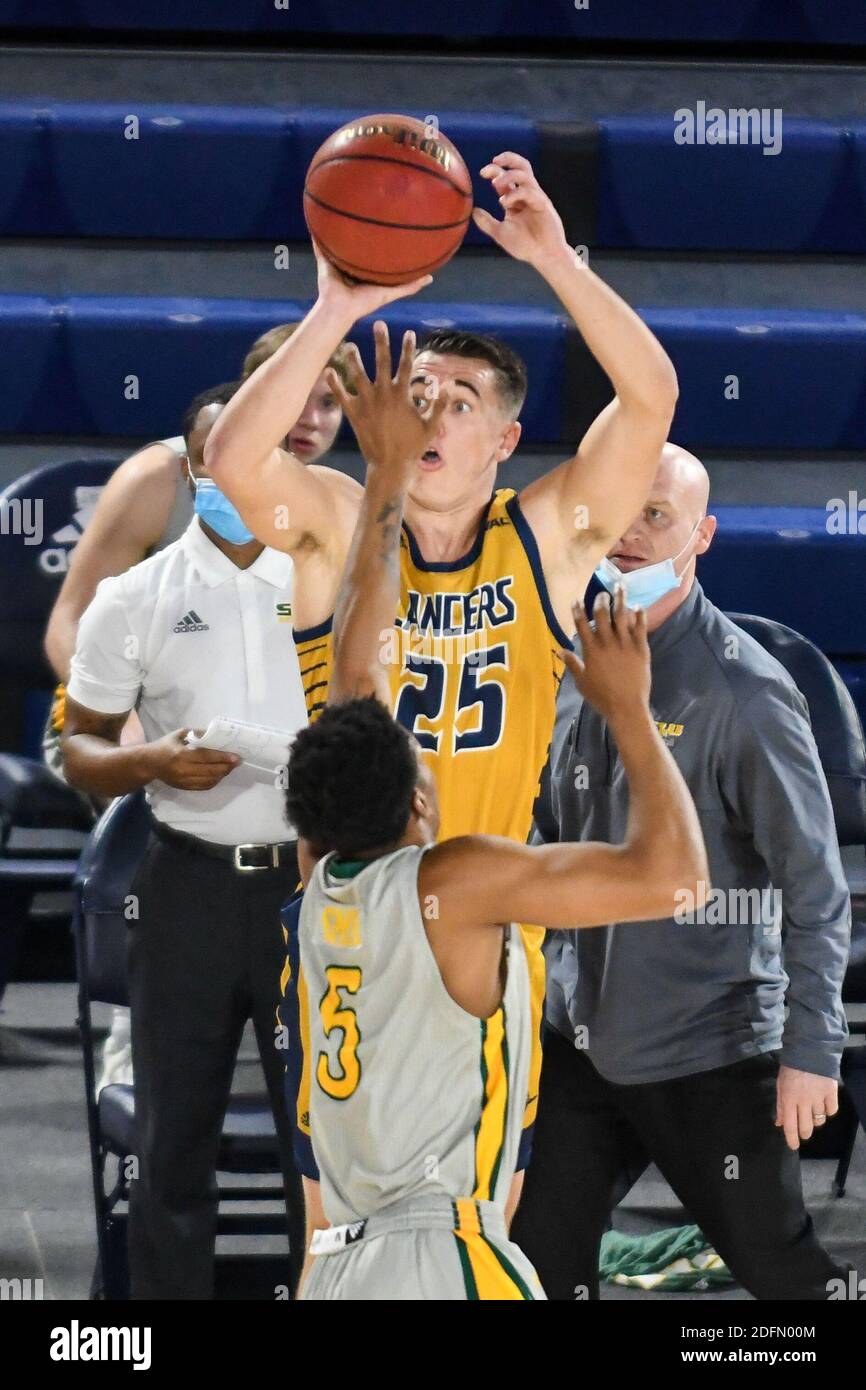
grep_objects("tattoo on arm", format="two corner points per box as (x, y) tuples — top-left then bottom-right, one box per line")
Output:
(376, 495), (402, 570)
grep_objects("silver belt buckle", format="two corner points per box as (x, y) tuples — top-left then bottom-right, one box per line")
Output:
(233, 843), (279, 872)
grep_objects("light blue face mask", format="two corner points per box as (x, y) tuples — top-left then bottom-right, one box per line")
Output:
(191, 475), (255, 545)
(594, 522), (701, 610)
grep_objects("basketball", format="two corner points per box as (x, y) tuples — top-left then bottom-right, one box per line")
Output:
(303, 113), (473, 285)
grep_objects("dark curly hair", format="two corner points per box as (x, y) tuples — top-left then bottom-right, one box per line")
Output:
(286, 697), (418, 856)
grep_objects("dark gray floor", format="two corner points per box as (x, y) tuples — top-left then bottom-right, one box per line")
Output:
(4, 45), (866, 120)
(1, 979), (863, 1302)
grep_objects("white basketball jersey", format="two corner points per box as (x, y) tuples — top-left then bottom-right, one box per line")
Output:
(296, 844), (532, 1226)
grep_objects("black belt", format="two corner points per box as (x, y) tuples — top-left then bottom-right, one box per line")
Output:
(151, 818), (298, 873)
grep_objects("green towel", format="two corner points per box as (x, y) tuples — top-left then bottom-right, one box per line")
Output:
(599, 1224), (734, 1291)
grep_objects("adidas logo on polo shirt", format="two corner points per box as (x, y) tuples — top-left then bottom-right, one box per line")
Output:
(173, 610), (209, 633)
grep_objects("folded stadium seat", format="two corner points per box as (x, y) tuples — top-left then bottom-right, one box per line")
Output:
(75, 792), (305, 1299)
(0, 295), (62, 436)
(0, 101), (51, 234)
(50, 104), (295, 242)
(596, 118), (862, 254)
(0, 459), (119, 1000)
(726, 613), (866, 1195)
(10, 0), (866, 42)
(652, 309), (866, 450)
(6, 295), (565, 444)
(0, 100), (536, 242)
(6, 292), (866, 450)
(701, 507), (866, 655)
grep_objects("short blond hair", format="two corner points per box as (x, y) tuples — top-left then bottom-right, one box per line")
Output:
(241, 322), (352, 386)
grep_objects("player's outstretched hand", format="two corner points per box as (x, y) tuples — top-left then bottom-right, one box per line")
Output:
(473, 152), (569, 268)
(326, 320), (449, 478)
(313, 237), (433, 321)
(561, 587), (652, 725)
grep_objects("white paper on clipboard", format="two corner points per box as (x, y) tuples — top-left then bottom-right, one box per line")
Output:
(185, 717), (294, 774)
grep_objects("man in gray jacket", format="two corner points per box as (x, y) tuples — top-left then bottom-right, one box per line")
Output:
(513, 444), (852, 1300)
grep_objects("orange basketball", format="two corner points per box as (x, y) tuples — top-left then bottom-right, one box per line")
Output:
(304, 113), (473, 285)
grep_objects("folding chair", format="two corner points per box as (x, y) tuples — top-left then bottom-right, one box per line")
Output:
(74, 791), (304, 1299)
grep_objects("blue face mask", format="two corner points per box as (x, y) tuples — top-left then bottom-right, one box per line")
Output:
(594, 523), (700, 611)
(191, 475), (255, 545)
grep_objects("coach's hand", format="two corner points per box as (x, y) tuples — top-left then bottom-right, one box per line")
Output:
(561, 587), (651, 725)
(775, 1065), (839, 1151)
(314, 237), (433, 321)
(473, 153), (569, 268)
(144, 729), (240, 791)
(326, 320), (449, 476)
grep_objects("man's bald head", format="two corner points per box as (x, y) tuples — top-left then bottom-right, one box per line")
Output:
(602, 441), (717, 629)
(651, 443), (710, 520)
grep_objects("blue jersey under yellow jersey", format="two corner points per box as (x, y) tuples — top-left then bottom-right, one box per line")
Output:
(293, 487), (570, 1137)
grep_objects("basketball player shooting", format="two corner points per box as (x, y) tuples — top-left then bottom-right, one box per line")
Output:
(278, 369), (709, 1295)
(205, 146), (680, 1197)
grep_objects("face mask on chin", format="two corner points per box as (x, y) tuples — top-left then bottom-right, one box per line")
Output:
(594, 521), (701, 611)
(189, 474), (255, 545)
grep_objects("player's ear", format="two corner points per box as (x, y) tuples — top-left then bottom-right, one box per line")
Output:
(497, 419), (521, 463)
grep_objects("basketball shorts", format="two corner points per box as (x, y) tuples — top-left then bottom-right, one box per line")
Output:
(302, 1195), (546, 1302)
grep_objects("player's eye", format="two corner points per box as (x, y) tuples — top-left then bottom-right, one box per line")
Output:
(453, 399), (471, 413)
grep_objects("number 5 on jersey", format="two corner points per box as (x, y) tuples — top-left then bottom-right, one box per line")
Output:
(317, 965), (362, 1100)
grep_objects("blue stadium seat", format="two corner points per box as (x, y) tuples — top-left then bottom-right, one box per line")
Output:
(3, 0), (866, 43)
(4, 99), (866, 256)
(597, 118), (862, 254)
(4, 294), (866, 450)
(0, 295), (569, 444)
(0, 101), (535, 243)
(701, 506), (866, 655)
(652, 308), (866, 450)
(52, 103), (294, 242)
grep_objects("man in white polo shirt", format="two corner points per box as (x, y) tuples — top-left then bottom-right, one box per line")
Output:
(62, 382), (309, 1300)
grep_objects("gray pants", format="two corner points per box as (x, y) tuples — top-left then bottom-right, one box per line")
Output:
(303, 1195), (546, 1301)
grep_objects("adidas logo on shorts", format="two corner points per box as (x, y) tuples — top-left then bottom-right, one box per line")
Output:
(172, 610), (209, 633)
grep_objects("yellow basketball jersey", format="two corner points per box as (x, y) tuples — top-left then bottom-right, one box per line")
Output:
(294, 488), (568, 1137)
(294, 487), (567, 844)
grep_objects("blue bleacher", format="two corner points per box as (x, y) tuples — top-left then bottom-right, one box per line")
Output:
(5, 101), (866, 255)
(700, 507), (866, 656)
(2, 0), (866, 44)
(0, 103), (535, 244)
(2, 294), (865, 451)
(597, 118), (865, 254)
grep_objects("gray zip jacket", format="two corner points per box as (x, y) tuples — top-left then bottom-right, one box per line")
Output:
(544, 581), (850, 1084)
